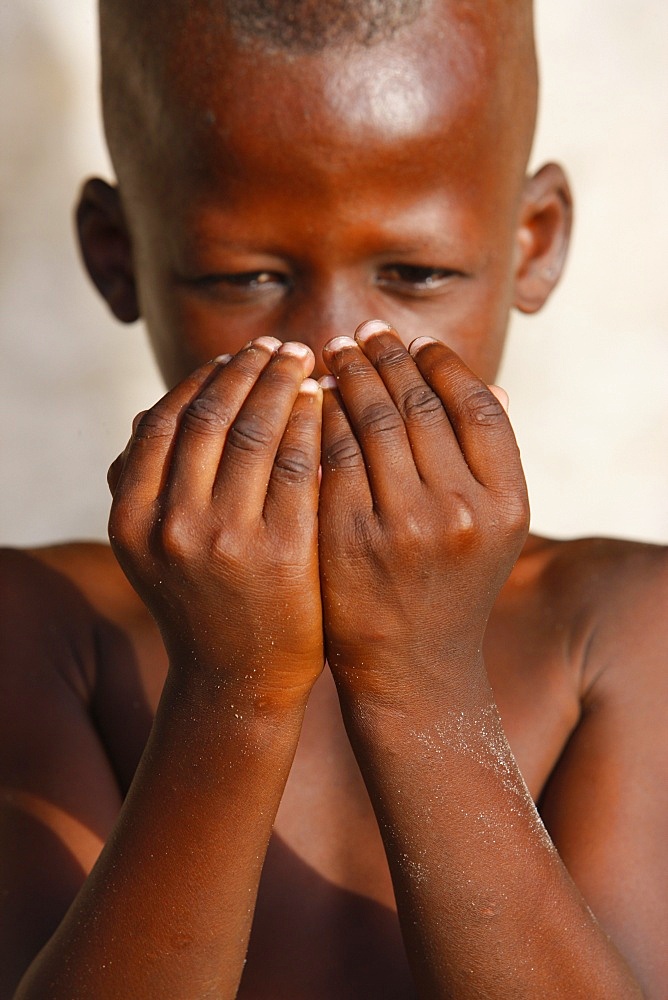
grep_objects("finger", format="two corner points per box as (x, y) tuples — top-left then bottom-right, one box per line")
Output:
(353, 320), (461, 484)
(111, 364), (217, 506)
(108, 441), (130, 496)
(263, 378), (322, 528)
(322, 334), (419, 508)
(319, 375), (373, 518)
(132, 409), (149, 433)
(212, 342), (315, 516)
(489, 385), (509, 413)
(108, 409), (156, 495)
(409, 338), (524, 493)
(165, 338), (281, 507)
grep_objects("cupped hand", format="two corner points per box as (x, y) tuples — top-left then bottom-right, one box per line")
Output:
(108, 338), (325, 708)
(318, 321), (529, 701)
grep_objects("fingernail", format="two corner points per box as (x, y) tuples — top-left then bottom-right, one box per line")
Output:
(408, 336), (438, 356)
(279, 341), (312, 360)
(249, 336), (282, 352)
(324, 336), (357, 352)
(355, 319), (392, 343)
(318, 375), (338, 390)
(213, 353), (232, 364)
(298, 377), (321, 396)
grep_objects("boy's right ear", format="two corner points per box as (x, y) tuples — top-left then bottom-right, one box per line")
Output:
(75, 178), (139, 323)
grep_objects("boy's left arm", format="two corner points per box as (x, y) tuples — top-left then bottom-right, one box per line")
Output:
(319, 325), (660, 999)
(538, 542), (668, 997)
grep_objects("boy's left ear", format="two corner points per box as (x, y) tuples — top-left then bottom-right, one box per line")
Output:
(513, 163), (573, 314)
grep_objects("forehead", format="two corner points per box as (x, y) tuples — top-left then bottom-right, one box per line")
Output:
(112, 1), (533, 201)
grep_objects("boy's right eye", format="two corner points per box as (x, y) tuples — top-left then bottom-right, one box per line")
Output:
(189, 271), (289, 300)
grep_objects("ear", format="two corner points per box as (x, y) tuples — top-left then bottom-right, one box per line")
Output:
(75, 178), (140, 323)
(513, 163), (573, 314)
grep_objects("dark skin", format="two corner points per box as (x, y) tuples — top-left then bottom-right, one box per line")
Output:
(2, 6), (668, 998)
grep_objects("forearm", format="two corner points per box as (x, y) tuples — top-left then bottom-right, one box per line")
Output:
(337, 667), (643, 1000)
(16, 666), (309, 1000)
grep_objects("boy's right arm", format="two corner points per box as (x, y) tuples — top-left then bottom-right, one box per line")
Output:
(0, 547), (124, 1000)
(3, 340), (323, 1000)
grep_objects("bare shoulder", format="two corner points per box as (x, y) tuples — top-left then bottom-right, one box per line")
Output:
(1, 541), (157, 668)
(0, 539), (142, 719)
(526, 533), (668, 688)
(2, 543), (114, 689)
(0, 542), (163, 788)
(1, 540), (143, 623)
(535, 531), (668, 597)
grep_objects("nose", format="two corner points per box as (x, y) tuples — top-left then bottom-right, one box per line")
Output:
(277, 278), (386, 379)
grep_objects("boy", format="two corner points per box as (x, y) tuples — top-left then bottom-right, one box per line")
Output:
(2, 0), (666, 996)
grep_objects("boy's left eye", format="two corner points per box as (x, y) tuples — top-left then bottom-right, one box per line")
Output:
(376, 264), (458, 294)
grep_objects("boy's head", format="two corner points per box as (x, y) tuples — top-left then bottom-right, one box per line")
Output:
(79, 0), (571, 385)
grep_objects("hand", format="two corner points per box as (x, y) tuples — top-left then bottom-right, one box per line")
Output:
(108, 338), (324, 709)
(318, 321), (529, 701)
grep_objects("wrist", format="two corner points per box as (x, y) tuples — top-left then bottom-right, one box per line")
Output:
(165, 647), (321, 713)
(158, 659), (315, 754)
(329, 645), (491, 718)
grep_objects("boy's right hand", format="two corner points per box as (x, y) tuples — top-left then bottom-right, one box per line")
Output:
(107, 338), (324, 710)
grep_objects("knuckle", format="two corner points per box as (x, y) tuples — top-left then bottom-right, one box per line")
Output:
(273, 444), (316, 484)
(461, 387), (506, 427)
(108, 497), (143, 549)
(181, 395), (229, 436)
(399, 511), (429, 546)
(445, 492), (478, 542)
(500, 490), (531, 534)
(226, 411), (275, 454)
(357, 401), (403, 437)
(159, 509), (195, 559)
(375, 343), (408, 372)
(134, 407), (175, 441)
(107, 454), (124, 493)
(333, 352), (368, 379)
(211, 524), (246, 568)
(324, 436), (363, 470)
(399, 383), (443, 424)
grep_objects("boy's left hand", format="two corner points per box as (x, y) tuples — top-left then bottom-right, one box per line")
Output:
(319, 321), (529, 703)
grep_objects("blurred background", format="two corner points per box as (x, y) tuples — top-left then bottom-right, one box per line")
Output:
(1, 0), (667, 547)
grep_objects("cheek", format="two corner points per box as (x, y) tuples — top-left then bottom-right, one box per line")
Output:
(130, 224), (262, 386)
(143, 290), (260, 388)
(427, 284), (512, 384)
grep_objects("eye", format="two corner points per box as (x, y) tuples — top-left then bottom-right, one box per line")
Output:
(376, 264), (459, 295)
(217, 271), (282, 288)
(190, 270), (289, 300)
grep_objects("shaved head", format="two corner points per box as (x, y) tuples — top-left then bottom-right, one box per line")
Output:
(99, 0), (538, 200)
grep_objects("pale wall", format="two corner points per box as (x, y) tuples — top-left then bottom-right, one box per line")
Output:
(1, 1), (667, 546)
